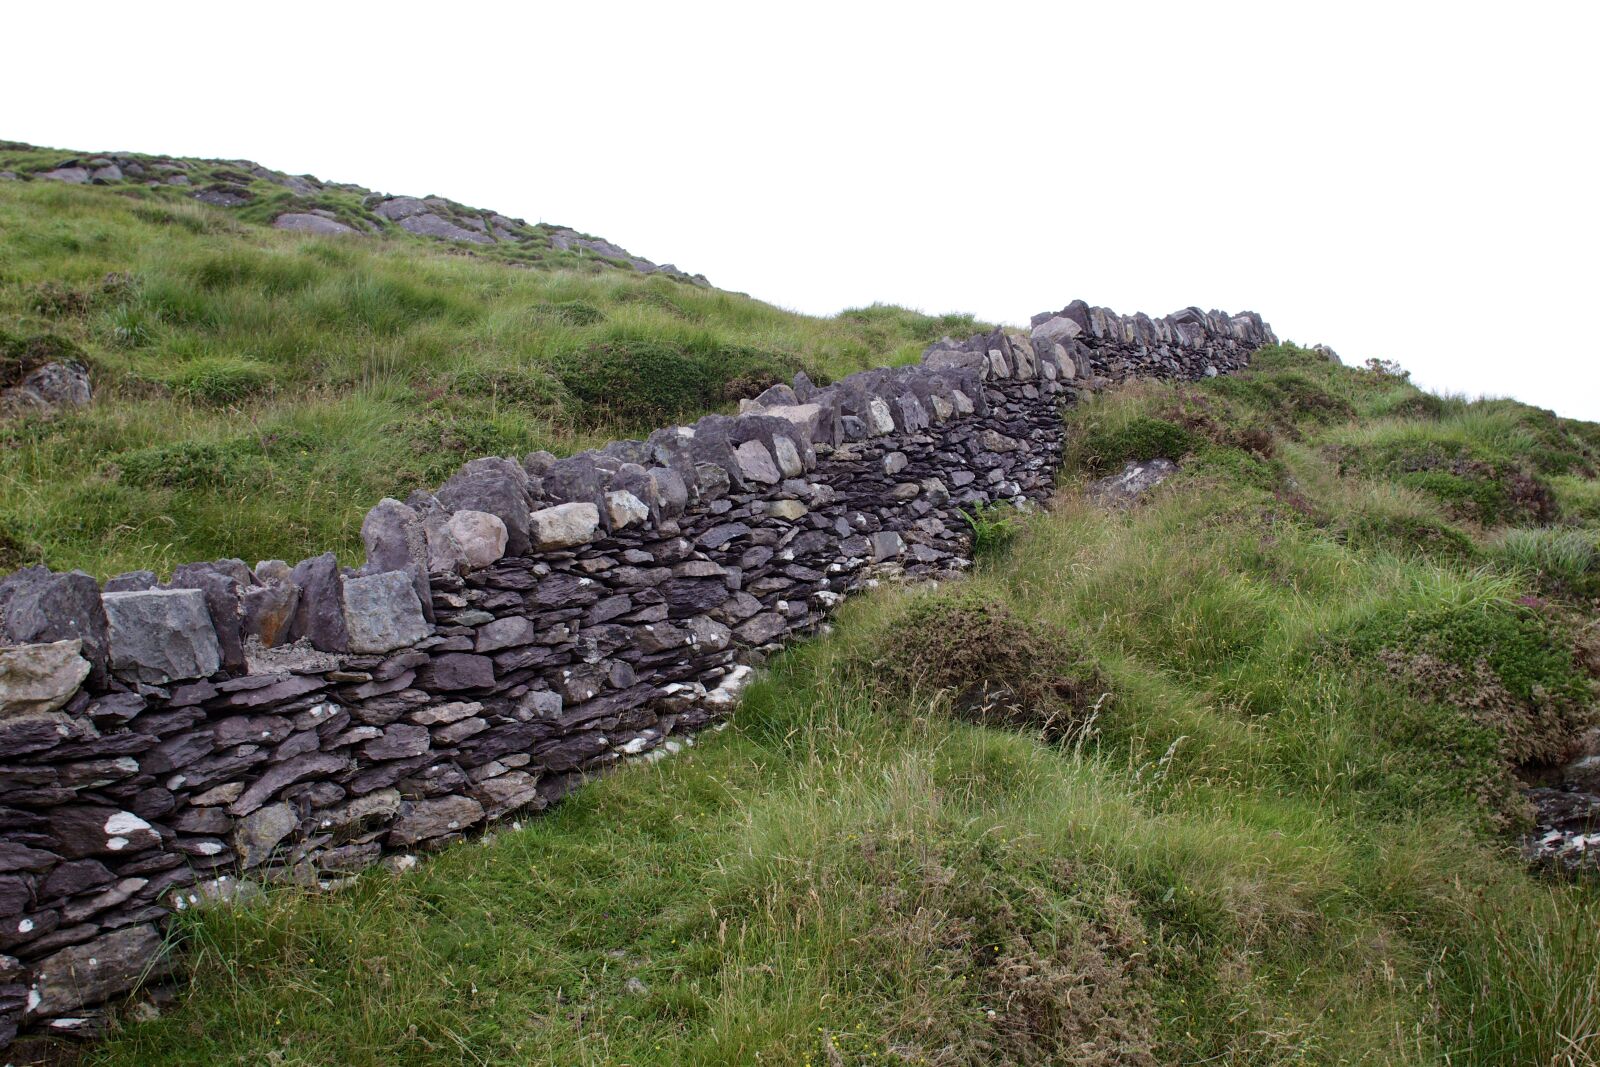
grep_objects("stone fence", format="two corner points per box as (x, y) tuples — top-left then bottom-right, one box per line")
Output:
(0, 299), (1275, 1046)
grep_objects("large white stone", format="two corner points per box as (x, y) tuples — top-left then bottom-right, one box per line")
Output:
(0, 639), (89, 717)
(753, 403), (823, 442)
(605, 491), (650, 529)
(528, 502), (601, 551)
(444, 510), (508, 569)
(770, 436), (805, 478)
(865, 398), (896, 435)
(1032, 316), (1082, 344)
(733, 440), (780, 485)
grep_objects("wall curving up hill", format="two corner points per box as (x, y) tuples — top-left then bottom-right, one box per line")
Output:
(0, 299), (1274, 1046)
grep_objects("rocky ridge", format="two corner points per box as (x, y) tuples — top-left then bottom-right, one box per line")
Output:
(0, 140), (708, 285)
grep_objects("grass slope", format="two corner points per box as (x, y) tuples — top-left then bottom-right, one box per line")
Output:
(0, 178), (984, 578)
(0, 140), (675, 274)
(71, 349), (1600, 1067)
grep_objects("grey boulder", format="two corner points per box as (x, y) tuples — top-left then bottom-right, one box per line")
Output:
(341, 571), (430, 654)
(436, 460), (531, 556)
(387, 796), (484, 847)
(288, 553), (349, 653)
(733, 440), (780, 485)
(528, 502), (600, 551)
(444, 510), (508, 569)
(101, 588), (221, 683)
(234, 802), (297, 869)
(272, 213), (359, 236)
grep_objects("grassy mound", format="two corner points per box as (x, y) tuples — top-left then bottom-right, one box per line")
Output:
(878, 592), (1109, 741)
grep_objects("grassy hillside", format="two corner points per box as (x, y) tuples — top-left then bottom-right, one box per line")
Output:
(0, 177), (984, 578)
(74, 348), (1600, 1067)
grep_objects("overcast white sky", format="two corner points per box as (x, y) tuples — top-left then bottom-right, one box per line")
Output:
(6, 1), (1597, 417)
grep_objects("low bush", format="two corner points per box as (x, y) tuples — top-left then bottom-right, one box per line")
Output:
(556, 337), (798, 427)
(533, 300), (606, 327)
(1073, 415), (1198, 476)
(1342, 601), (1596, 769)
(1338, 511), (1478, 562)
(166, 356), (274, 405)
(27, 280), (93, 317)
(1157, 389), (1275, 457)
(1491, 527), (1600, 598)
(447, 364), (566, 409)
(113, 438), (260, 490)
(881, 592), (1109, 741)
(1398, 465), (1556, 526)
(1209, 369), (1354, 429)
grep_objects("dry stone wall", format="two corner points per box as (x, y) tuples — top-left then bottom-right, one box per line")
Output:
(0, 299), (1274, 1045)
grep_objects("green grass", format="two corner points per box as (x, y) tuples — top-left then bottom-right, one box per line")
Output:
(77, 352), (1600, 1067)
(1491, 527), (1600, 599)
(7, 170), (1600, 1064)
(0, 179), (987, 577)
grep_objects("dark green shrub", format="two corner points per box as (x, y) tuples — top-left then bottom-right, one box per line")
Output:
(557, 338), (797, 427)
(448, 365), (565, 408)
(1399, 468), (1556, 527)
(558, 338), (714, 425)
(1370, 390), (1451, 421)
(1341, 439), (1559, 526)
(114, 439), (259, 490)
(881, 592), (1109, 741)
(1207, 371), (1354, 430)
(1182, 444), (1283, 492)
(1339, 512), (1478, 562)
(1074, 416), (1197, 475)
(1343, 602), (1596, 767)
(534, 301), (606, 327)
(167, 357), (273, 404)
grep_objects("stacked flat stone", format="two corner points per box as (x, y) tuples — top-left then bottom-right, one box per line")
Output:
(0, 301), (1274, 1046)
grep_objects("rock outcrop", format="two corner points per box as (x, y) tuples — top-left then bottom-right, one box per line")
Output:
(0, 362), (91, 419)
(0, 143), (708, 285)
